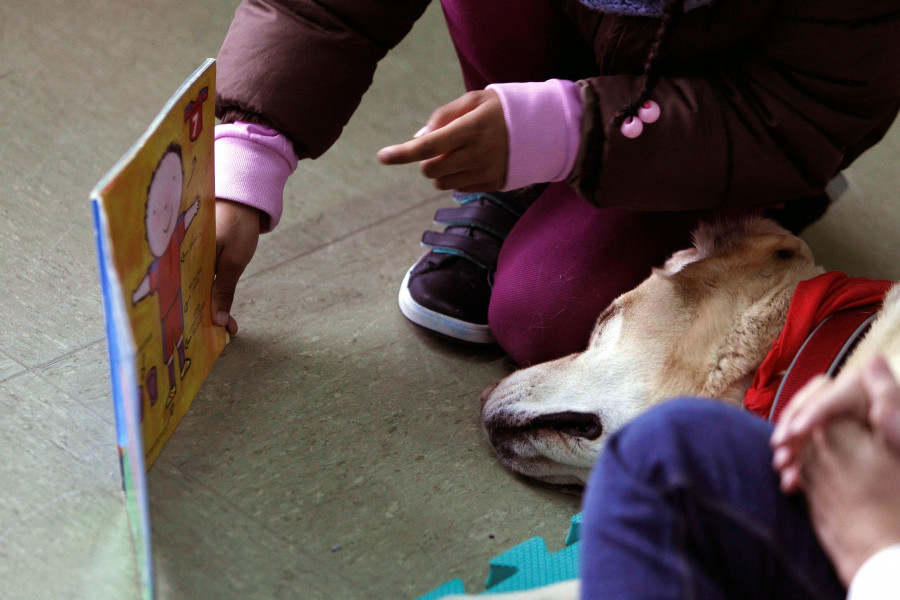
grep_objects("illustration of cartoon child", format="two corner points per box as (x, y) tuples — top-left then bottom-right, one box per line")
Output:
(132, 143), (198, 411)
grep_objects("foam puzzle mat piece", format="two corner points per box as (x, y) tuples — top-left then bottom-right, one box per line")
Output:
(565, 513), (582, 546)
(416, 579), (466, 599)
(484, 538), (579, 593)
(413, 513), (583, 600)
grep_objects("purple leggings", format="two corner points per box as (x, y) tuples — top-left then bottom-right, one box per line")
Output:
(440, 0), (705, 366)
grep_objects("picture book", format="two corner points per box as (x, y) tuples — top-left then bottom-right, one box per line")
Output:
(90, 58), (227, 599)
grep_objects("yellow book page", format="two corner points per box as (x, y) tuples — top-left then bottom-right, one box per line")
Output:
(94, 59), (226, 468)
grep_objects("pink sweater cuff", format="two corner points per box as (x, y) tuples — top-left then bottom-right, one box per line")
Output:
(214, 122), (298, 233)
(486, 79), (583, 192)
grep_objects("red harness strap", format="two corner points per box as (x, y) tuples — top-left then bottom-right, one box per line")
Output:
(767, 306), (879, 422)
(744, 272), (894, 421)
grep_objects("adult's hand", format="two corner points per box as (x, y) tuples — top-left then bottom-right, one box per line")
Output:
(211, 199), (261, 335)
(800, 417), (900, 586)
(772, 355), (900, 492)
(377, 90), (508, 192)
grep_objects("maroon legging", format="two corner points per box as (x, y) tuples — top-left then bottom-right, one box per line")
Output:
(441, 0), (705, 366)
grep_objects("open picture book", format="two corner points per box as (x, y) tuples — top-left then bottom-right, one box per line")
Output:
(90, 59), (227, 599)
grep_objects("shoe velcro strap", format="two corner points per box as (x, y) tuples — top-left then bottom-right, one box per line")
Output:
(421, 230), (499, 269)
(433, 204), (518, 238)
(453, 191), (532, 217)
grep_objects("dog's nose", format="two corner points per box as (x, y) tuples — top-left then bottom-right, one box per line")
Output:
(530, 411), (603, 440)
(480, 382), (499, 406)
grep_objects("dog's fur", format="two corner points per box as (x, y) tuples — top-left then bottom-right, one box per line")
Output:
(480, 218), (900, 487)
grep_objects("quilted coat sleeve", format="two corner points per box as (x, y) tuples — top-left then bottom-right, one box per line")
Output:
(216, 0), (432, 159)
(571, 0), (900, 212)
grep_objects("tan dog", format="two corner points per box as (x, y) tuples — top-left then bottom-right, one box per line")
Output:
(438, 219), (899, 600)
(480, 217), (900, 487)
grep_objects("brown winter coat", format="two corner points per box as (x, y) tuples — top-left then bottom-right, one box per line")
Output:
(216, 0), (900, 212)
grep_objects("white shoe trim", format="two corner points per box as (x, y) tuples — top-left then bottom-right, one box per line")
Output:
(398, 266), (496, 344)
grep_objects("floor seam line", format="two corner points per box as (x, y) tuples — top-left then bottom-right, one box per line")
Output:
(242, 194), (444, 282)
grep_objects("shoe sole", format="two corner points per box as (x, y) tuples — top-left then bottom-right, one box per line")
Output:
(398, 267), (496, 344)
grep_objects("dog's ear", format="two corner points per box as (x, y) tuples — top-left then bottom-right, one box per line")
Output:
(656, 247), (702, 276)
(758, 230), (815, 269)
(656, 217), (816, 294)
(697, 217), (814, 268)
(661, 219), (754, 276)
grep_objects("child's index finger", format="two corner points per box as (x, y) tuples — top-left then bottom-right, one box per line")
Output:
(376, 142), (413, 165)
(377, 138), (433, 165)
(377, 127), (457, 165)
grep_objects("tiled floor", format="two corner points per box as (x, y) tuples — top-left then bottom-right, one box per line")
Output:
(1, 2), (897, 599)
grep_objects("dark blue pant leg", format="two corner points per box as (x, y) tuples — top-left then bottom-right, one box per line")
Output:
(579, 398), (846, 600)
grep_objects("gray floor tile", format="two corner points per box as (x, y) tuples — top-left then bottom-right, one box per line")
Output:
(0, 352), (25, 382)
(0, 482), (140, 600)
(35, 341), (116, 426)
(0, 374), (139, 600)
(150, 460), (358, 600)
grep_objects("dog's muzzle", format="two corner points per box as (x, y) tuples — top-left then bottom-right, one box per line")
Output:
(529, 411), (603, 439)
(483, 410), (603, 454)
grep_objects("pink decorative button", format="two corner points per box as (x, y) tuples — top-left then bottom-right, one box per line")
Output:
(637, 100), (660, 124)
(620, 116), (644, 139)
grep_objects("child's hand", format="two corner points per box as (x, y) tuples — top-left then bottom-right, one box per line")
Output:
(211, 199), (261, 335)
(377, 90), (508, 192)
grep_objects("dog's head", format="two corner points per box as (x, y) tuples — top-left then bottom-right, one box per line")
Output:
(481, 218), (824, 486)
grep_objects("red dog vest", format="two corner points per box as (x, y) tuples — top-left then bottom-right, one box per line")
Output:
(744, 272), (893, 421)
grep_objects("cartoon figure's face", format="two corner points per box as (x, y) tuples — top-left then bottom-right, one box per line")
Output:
(145, 151), (183, 257)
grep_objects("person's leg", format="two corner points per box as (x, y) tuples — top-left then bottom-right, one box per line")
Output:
(397, 2), (599, 344)
(580, 399), (846, 600)
(488, 182), (704, 366)
(440, 0), (598, 91)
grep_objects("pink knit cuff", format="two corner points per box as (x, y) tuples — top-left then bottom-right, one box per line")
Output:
(486, 79), (583, 192)
(214, 122), (298, 233)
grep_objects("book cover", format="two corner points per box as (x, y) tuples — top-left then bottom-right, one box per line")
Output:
(90, 58), (226, 599)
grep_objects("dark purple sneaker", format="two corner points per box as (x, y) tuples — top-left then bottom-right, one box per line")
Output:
(398, 186), (545, 343)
